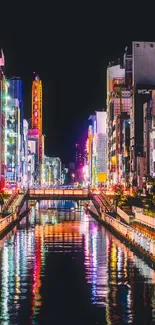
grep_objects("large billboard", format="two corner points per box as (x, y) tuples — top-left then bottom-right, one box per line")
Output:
(133, 42), (155, 85)
(32, 74), (42, 134)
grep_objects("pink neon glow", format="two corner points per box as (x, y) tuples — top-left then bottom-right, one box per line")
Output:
(28, 129), (39, 136)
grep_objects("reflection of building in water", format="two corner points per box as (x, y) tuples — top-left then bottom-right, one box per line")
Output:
(0, 228), (36, 322)
(1, 244), (9, 320)
(32, 224), (45, 317)
(83, 217), (108, 306)
(106, 237), (133, 325)
(34, 222), (83, 253)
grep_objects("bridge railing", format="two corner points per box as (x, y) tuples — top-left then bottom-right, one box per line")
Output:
(0, 212), (18, 234)
(28, 188), (89, 196)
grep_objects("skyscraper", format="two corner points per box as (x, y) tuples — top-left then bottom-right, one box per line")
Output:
(9, 77), (24, 186)
(9, 77), (24, 134)
(130, 42), (155, 187)
(106, 52), (131, 188)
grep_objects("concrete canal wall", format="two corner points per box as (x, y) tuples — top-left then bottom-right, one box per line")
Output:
(86, 204), (155, 269)
(0, 212), (18, 237)
(0, 208), (30, 238)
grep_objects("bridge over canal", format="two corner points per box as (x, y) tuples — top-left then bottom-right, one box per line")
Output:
(27, 188), (89, 201)
(26, 188), (115, 214)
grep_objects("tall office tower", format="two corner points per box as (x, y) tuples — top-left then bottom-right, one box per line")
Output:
(9, 77), (24, 132)
(9, 77), (24, 186)
(0, 50), (7, 190)
(130, 42), (155, 188)
(6, 99), (20, 186)
(32, 73), (43, 163)
(106, 50), (131, 188)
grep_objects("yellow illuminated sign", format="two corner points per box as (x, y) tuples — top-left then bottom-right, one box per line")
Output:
(97, 173), (107, 182)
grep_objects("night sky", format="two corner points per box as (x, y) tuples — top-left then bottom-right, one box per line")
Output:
(0, 3), (153, 163)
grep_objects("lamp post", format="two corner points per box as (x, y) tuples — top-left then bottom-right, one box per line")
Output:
(72, 173), (75, 185)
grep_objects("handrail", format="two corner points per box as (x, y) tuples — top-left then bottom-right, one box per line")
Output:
(0, 212), (15, 224)
(2, 192), (18, 212)
(28, 188), (89, 196)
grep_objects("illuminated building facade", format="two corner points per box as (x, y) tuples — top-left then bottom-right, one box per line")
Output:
(130, 42), (155, 188)
(28, 129), (39, 186)
(6, 99), (20, 186)
(88, 111), (107, 187)
(0, 50), (7, 190)
(83, 139), (89, 186)
(88, 115), (97, 186)
(138, 91), (155, 190)
(149, 99), (155, 180)
(106, 51), (131, 188)
(75, 142), (82, 168)
(9, 77), (24, 133)
(87, 125), (93, 185)
(32, 74), (43, 164)
(22, 119), (28, 187)
(51, 157), (61, 186)
(42, 156), (53, 185)
(96, 111), (107, 185)
(9, 77), (24, 184)
(40, 156), (62, 186)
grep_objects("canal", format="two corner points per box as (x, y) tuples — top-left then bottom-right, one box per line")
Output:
(0, 202), (155, 325)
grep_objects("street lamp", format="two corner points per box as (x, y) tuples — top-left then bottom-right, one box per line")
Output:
(72, 173), (75, 185)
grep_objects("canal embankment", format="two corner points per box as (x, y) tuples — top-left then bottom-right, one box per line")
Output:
(85, 202), (155, 269)
(0, 190), (31, 239)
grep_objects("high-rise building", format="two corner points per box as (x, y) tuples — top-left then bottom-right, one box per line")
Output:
(9, 77), (24, 185)
(88, 111), (107, 187)
(28, 129), (39, 186)
(6, 99), (20, 186)
(130, 42), (155, 188)
(9, 77), (24, 132)
(106, 51), (131, 188)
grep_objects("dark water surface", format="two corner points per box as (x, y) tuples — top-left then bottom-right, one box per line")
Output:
(0, 204), (155, 325)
